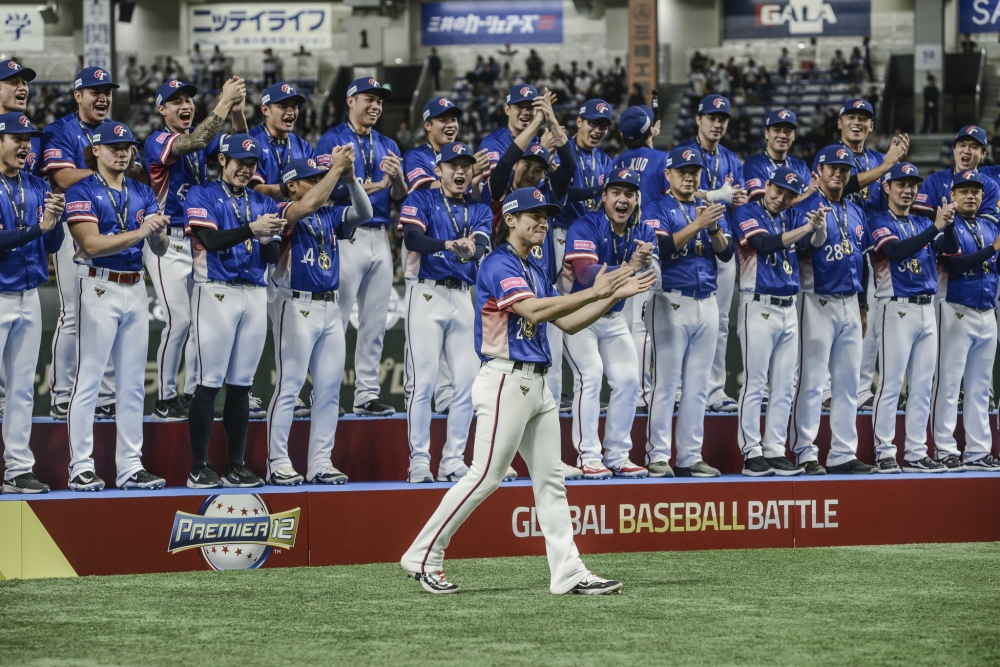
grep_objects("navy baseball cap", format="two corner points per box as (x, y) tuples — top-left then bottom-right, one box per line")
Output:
(579, 98), (613, 122)
(74, 66), (119, 90)
(436, 142), (475, 164)
(262, 82), (305, 106)
(501, 187), (561, 217)
(816, 144), (855, 167)
(767, 109), (797, 127)
(955, 125), (988, 147)
(0, 60), (35, 83)
(605, 167), (641, 190)
(520, 143), (551, 167)
(698, 94), (731, 117)
(639, 104), (655, 121)
(0, 112), (42, 137)
(619, 106), (652, 142)
(883, 162), (923, 183)
(839, 98), (874, 118)
(220, 133), (262, 160)
(506, 84), (538, 105)
(769, 166), (806, 195)
(155, 79), (197, 107)
(952, 169), (984, 189)
(281, 157), (325, 184)
(91, 120), (138, 145)
(347, 76), (391, 99)
(666, 146), (704, 169)
(423, 97), (462, 121)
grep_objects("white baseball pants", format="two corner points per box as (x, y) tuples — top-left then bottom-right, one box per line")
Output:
(789, 292), (863, 466)
(400, 361), (590, 594)
(67, 268), (148, 486)
(626, 292), (654, 409)
(266, 289), (345, 481)
(563, 311), (639, 468)
(191, 282), (267, 388)
(931, 301), (997, 462)
(0, 289), (42, 480)
(737, 293), (799, 459)
(339, 225), (393, 406)
(707, 254), (737, 404)
(643, 291), (719, 468)
(871, 298), (937, 462)
(858, 263), (878, 403)
(403, 280), (479, 474)
(144, 230), (198, 401)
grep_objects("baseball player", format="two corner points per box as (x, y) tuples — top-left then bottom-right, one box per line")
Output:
(403, 97), (489, 194)
(249, 82), (316, 201)
(477, 84), (543, 178)
(64, 121), (170, 491)
(144, 76), (247, 421)
(399, 142), (492, 483)
(184, 134), (285, 488)
(677, 95), (748, 413)
(932, 170), (1000, 472)
(560, 168), (655, 479)
(400, 187), (655, 595)
(732, 167), (827, 477)
(42, 67), (123, 420)
(913, 126), (1000, 222)
(867, 162), (952, 473)
(0, 113), (64, 493)
(266, 150), (373, 486)
(813, 99), (909, 409)
(0, 61), (40, 174)
(743, 109), (813, 202)
(317, 77), (405, 416)
(789, 145), (877, 475)
(641, 147), (733, 478)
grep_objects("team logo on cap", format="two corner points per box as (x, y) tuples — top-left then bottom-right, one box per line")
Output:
(520, 86), (532, 97)
(852, 100), (865, 108)
(785, 173), (798, 184)
(777, 109), (791, 119)
(243, 139), (255, 150)
(7, 62), (20, 70)
(966, 126), (977, 135)
(369, 78), (379, 86)
(837, 148), (850, 159)
(169, 80), (181, 88)
(19, 115), (29, 127)
(618, 169), (632, 178)
(440, 98), (452, 107)
(453, 144), (467, 154)
(281, 83), (293, 94)
(533, 190), (544, 201)
(901, 164), (916, 174)
(713, 97), (725, 108)
(93, 69), (107, 80)
(307, 158), (316, 168)
(682, 149), (696, 161)
(530, 145), (545, 155)
(596, 102), (609, 113)
(113, 124), (127, 137)
(962, 170), (974, 179)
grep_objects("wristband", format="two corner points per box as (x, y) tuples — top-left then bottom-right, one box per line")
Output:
(709, 226), (723, 237)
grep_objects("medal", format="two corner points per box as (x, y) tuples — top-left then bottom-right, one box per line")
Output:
(364, 175), (372, 184)
(782, 259), (793, 275)
(695, 238), (705, 256)
(94, 171), (131, 234)
(531, 245), (543, 259)
(984, 261), (992, 273)
(909, 257), (922, 274)
(842, 239), (853, 255)
(319, 251), (332, 270)
(304, 212), (335, 271)
(245, 238), (253, 253)
(520, 319), (537, 339)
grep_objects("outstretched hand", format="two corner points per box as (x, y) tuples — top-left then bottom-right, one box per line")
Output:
(613, 270), (658, 300)
(591, 264), (635, 299)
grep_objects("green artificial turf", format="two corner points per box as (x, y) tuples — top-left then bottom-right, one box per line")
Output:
(2, 543), (999, 667)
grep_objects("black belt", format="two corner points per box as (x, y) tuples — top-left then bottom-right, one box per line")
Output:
(753, 294), (794, 307)
(512, 361), (547, 376)
(890, 295), (932, 305)
(293, 290), (338, 302)
(673, 289), (714, 300)
(419, 277), (466, 290)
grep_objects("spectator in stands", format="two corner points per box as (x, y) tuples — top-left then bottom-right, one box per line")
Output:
(144, 63), (164, 98)
(297, 99), (317, 136)
(831, 50), (848, 80)
(321, 99), (338, 133)
(262, 49), (278, 88)
(849, 47), (864, 79)
(526, 49), (543, 82)
(778, 48), (794, 81)
(923, 74), (940, 134)
(961, 33), (978, 53)
(124, 56), (144, 104)
(725, 57), (742, 90)
(428, 47), (442, 90)
(690, 50), (707, 73)
(688, 62), (707, 96)
(609, 57), (625, 81)
(210, 45), (227, 90)
(742, 58), (761, 95)
(189, 43), (205, 88)
(862, 37), (874, 80)
(627, 82), (646, 108)
(486, 57), (500, 85)
(498, 62), (514, 92)
(799, 38), (818, 72)
(164, 56), (184, 82)
(395, 120), (416, 152)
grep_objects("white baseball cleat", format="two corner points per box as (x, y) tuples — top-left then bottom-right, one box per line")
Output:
(437, 464), (470, 482)
(560, 462), (583, 480)
(268, 465), (304, 486)
(581, 461), (612, 480)
(569, 573), (623, 595)
(408, 465), (434, 483)
(406, 569), (461, 594)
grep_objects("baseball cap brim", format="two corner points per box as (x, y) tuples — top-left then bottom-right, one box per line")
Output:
(351, 87), (391, 99)
(0, 67), (35, 83)
(159, 84), (198, 105)
(839, 107), (872, 118)
(266, 93), (306, 106)
(519, 153), (549, 168)
(439, 153), (475, 165)
(79, 81), (120, 90)
(1, 127), (43, 137)
(769, 180), (802, 195)
(579, 112), (611, 122)
(516, 202), (562, 217)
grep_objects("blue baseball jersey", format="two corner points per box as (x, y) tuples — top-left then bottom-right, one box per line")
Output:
(41, 112), (102, 175)
(643, 194), (732, 294)
(913, 168), (1000, 222)
(398, 188), (492, 285)
(0, 171), (64, 290)
(317, 123), (400, 227)
(23, 136), (40, 175)
(64, 174), (159, 272)
(402, 144), (439, 192)
(144, 128), (208, 226)
(184, 181), (279, 286)
(478, 127), (542, 177)
(794, 192), (869, 295)
(475, 244), (559, 365)
(610, 146), (669, 216)
(938, 215), (999, 309)
(554, 142), (613, 228)
(868, 211), (940, 298)
(733, 201), (807, 296)
(676, 138), (745, 194)
(743, 152), (811, 199)
(249, 125), (315, 187)
(813, 143), (885, 220)
(272, 201), (350, 293)
(561, 210), (658, 312)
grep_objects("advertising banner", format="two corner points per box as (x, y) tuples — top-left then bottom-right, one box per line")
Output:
(420, 1), (563, 46)
(188, 3), (335, 50)
(959, 0), (1000, 34)
(0, 5), (45, 52)
(83, 0), (111, 70)
(723, 0), (871, 40)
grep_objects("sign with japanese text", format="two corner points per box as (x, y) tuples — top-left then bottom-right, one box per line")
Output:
(83, 0), (111, 69)
(0, 5), (45, 52)
(628, 0), (657, 102)
(723, 0), (871, 39)
(960, 0), (1000, 33)
(420, 1), (563, 46)
(188, 3), (334, 50)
